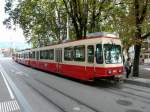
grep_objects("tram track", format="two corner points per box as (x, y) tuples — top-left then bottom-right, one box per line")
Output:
(93, 80), (150, 104)
(7, 61), (101, 112)
(121, 85), (150, 94)
(25, 81), (66, 112)
(34, 76), (150, 106)
(110, 87), (150, 101)
(7, 61), (150, 105)
(35, 77), (150, 105)
(10, 61), (150, 102)
(105, 88), (150, 104)
(24, 77), (101, 112)
(34, 78), (101, 112)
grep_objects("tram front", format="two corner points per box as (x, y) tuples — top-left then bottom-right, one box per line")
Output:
(95, 39), (124, 79)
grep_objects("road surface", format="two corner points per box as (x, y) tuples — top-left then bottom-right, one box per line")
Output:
(0, 58), (150, 112)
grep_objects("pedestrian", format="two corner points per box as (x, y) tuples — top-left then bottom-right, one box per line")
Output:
(124, 58), (132, 78)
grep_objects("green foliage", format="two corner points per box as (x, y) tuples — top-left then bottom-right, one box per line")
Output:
(4, 0), (67, 47)
(4, 0), (150, 49)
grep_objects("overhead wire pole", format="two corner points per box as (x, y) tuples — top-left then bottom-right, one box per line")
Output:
(66, 13), (69, 40)
(66, 0), (70, 41)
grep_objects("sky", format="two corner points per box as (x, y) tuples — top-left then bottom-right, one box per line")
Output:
(0, 0), (29, 49)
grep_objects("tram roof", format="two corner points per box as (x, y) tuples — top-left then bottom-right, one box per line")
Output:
(17, 32), (120, 52)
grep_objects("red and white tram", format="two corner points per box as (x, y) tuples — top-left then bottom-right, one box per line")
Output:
(13, 32), (124, 81)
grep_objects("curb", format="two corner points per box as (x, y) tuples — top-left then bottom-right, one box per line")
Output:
(124, 77), (150, 88)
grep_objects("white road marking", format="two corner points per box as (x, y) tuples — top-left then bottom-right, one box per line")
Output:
(144, 68), (150, 71)
(73, 107), (81, 111)
(0, 71), (15, 100)
(0, 103), (1, 112)
(0, 64), (33, 112)
(0, 100), (20, 112)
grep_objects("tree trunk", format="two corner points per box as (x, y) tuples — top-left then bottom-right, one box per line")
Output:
(126, 47), (129, 58)
(133, 44), (141, 77)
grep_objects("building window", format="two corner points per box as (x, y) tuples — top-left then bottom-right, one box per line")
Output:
(144, 54), (148, 59)
(64, 47), (73, 61)
(74, 45), (85, 61)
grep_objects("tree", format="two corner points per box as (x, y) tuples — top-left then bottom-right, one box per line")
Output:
(5, 0), (150, 79)
(62, 0), (118, 39)
(132, 0), (150, 76)
(106, 0), (150, 76)
(4, 0), (68, 47)
(4, 0), (121, 45)
(88, 0), (115, 32)
(62, 0), (89, 39)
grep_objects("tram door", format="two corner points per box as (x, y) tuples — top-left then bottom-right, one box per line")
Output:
(87, 45), (95, 79)
(36, 51), (39, 68)
(55, 48), (62, 72)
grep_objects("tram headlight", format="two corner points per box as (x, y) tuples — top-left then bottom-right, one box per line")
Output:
(107, 70), (112, 75)
(118, 69), (122, 73)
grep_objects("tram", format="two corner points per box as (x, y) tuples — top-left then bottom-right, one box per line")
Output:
(13, 32), (124, 81)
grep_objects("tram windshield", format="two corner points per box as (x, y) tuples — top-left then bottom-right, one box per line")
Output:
(104, 44), (122, 64)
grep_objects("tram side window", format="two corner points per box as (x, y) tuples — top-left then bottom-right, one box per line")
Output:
(46, 50), (50, 59)
(40, 50), (50, 59)
(64, 47), (73, 61)
(36, 51), (39, 60)
(21, 53), (24, 58)
(27, 52), (30, 58)
(40, 51), (44, 59)
(40, 51), (46, 59)
(23, 53), (25, 59)
(49, 49), (54, 60)
(29, 52), (31, 58)
(24, 53), (26, 58)
(32, 51), (35, 59)
(25, 53), (28, 59)
(74, 45), (85, 61)
(87, 45), (94, 63)
(96, 44), (103, 64)
(24, 53), (26, 59)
